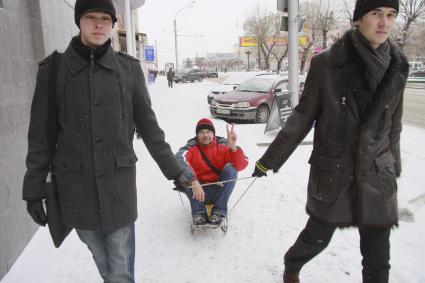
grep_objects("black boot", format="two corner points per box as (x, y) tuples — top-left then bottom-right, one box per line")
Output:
(283, 270), (300, 283)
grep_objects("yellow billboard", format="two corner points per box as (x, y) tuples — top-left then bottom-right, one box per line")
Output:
(240, 36), (309, 47)
(240, 37), (258, 47)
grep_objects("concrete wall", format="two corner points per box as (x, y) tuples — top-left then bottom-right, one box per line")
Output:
(0, 0), (76, 279)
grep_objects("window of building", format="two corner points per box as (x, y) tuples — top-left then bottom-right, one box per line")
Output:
(0, 0), (4, 8)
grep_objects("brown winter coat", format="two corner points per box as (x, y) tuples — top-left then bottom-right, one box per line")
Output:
(259, 30), (409, 228)
(23, 42), (182, 230)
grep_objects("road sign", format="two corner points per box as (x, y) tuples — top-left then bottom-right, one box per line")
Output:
(145, 46), (155, 62)
(265, 92), (293, 133)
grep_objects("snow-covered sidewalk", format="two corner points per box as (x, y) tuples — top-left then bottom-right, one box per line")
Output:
(3, 77), (424, 283)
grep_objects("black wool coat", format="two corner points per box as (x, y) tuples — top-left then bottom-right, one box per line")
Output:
(259, 30), (409, 228)
(23, 42), (182, 230)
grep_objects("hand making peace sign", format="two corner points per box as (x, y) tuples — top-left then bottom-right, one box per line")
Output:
(226, 123), (237, 151)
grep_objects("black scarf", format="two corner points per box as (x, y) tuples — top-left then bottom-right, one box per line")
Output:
(351, 29), (391, 92)
(350, 30), (392, 120)
(71, 36), (111, 62)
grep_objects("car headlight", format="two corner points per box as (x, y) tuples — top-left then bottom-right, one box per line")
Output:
(210, 99), (217, 106)
(233, 102), (250, 108)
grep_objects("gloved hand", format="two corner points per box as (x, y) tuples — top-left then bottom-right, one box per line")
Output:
(252, 161), (269, 177)
(26, 200), (47, 226)
(173, 171), (192, 192)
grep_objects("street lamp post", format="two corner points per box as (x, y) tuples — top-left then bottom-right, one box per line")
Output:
(245, 50), (252, 71)
(174, 1), (195, 72)
(154, 30), (165, 70)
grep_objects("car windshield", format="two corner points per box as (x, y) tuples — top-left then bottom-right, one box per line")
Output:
(236, 78), (274, 92)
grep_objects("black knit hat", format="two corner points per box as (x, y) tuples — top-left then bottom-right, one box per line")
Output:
(196, 118), (215, 136)
(74, 0), (117, 27)
(353, 0), (399, 21)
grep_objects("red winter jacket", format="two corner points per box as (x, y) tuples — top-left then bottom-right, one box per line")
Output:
(176, 137), (248, 183)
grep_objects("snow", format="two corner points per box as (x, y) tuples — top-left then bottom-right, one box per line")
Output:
(3, 76), (425, 283)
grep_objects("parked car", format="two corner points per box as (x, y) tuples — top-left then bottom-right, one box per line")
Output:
(409, 61), (424, 73)
(174, 69), (204, 83)
(209, 74), (305, 123)
(407, 70), (425, 82)
(207, 71), (268, 104)
(206, 69), (219, 78)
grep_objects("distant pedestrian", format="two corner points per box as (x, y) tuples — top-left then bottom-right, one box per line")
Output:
(22, 0), (190, 282)
(167, 67), (175, 88)
(252, 0), (409, 282)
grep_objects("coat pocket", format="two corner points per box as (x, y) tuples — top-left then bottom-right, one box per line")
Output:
(53, 156), (81, 171)
(52, 156), (82, 200)
(374, 151), (397, 201)
(308, 153), (344, 205)
(115, 152), (138, 198)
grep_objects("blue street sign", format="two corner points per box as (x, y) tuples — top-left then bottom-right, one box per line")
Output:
(145, 46), (155, 62)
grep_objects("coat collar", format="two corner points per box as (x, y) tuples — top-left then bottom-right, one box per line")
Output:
(63, 42), (117, 76)
(328, 30), (409, 127)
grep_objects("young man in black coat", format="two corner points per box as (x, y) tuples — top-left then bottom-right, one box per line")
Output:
(22, 0), (190, 282)
(252, 0), (409, 282)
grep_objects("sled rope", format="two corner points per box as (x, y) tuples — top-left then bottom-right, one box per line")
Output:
(228, 177), (257, 216)
(178, 191), (190, 214)
(177, 176), (257, 217)
(186, 176), (255, 188)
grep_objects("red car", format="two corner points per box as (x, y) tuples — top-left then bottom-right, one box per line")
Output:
(209, 74), (304, 123)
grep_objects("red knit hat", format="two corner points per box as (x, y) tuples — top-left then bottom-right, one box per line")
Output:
(196, 118), (215, 135)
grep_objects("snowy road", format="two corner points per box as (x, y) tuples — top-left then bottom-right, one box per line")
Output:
(3, 76), (425, 283)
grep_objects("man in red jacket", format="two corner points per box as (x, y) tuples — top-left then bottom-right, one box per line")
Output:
(176, 118), (248, 225)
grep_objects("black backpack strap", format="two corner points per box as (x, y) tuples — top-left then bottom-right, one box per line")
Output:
(196, 145), (221, 176)
(47, 51), (62, 170)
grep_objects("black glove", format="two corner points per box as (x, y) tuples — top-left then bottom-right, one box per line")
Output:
(26, 200), (47, 226)
(173, 172), (192, 192)
(252, 161), (269, 178)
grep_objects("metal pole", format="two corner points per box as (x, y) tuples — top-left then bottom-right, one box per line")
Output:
(288, 0), (299, 106)
(174, 18), (178, 72)
(155, 39), (158, 69)
(124, 0), (133, 56)
(131, 9), (137, 57)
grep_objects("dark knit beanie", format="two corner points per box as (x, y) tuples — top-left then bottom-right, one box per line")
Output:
(74, 0), (117, 27)
(196, 118), (215, 136)
(353, 0), (399, 21)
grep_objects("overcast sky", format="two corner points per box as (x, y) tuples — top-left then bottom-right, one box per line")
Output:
(138, 0), (277, 68)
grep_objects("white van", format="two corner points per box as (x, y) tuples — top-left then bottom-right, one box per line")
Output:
(409, 61), (424, 73)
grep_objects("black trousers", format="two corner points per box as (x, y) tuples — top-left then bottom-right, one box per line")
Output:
(168, 80), (173, 87)
(284, 217), (391, 283)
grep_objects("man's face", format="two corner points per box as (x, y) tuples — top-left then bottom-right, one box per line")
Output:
(79, 11), (113, 48)
(358, 7), (397, 49)
(197, 129), (214, 146)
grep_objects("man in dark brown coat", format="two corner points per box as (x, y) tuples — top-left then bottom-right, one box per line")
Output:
(22, 0), (190, 282)
(252, 0), (409, 282)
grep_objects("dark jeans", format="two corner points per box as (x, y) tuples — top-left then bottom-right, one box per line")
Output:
(168, 80), (173, 87)
(185, 163), (237, 216)
(76, 223), (135, 283)
(284, 217), (391, 283)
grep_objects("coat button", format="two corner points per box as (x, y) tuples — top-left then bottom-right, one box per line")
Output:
(97, 172), (104, 177)
(95, 137), (102, 143)
(93, 100), (100, 107)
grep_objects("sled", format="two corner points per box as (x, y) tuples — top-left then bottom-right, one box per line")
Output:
(190, 204), (228, 234)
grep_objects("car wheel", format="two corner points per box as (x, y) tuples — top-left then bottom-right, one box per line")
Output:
(255, 105), (269, 123)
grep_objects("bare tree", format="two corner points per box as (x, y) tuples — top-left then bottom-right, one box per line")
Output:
(341, 0), (355, 25)
(299, 1), (320, 73)
(398, 0), (425, 49)
(243, 5), (273, 69)
(314, 0), (339, 49)
(260, 13), (290, 72)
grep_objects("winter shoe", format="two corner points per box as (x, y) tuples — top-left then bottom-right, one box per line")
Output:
(193, 213), (208, 225)
(209, 212), (223, 225)
(283, 270), (300, 283)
